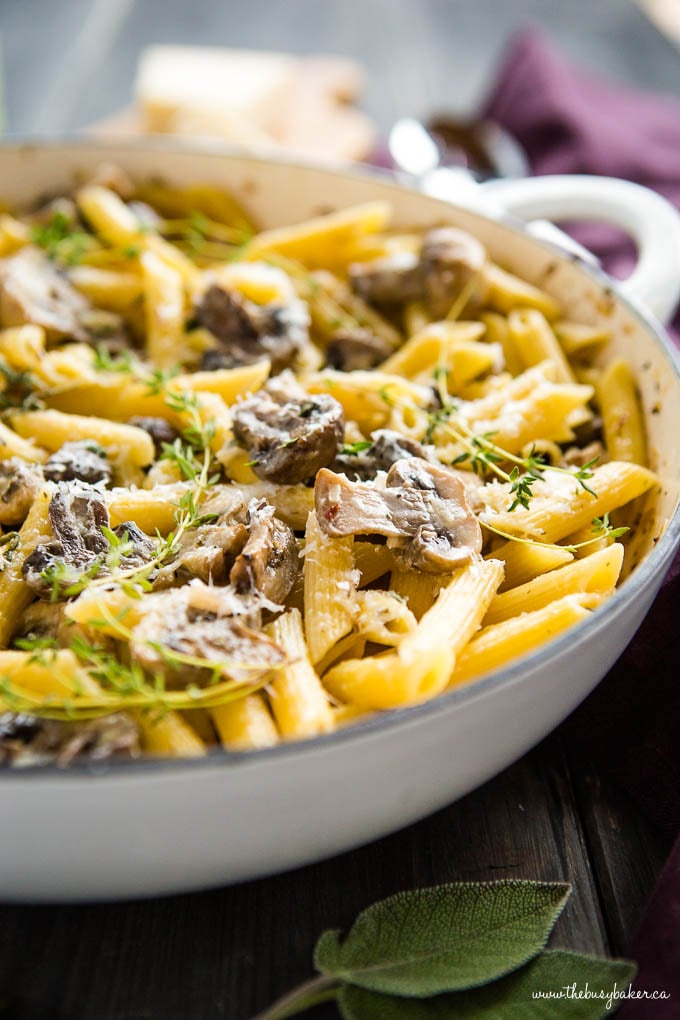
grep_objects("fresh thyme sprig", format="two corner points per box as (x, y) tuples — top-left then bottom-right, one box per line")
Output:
(160, 211), (250, 262)
(0, 648), (271, 722)
(31, 211), (96, 266)
(145, 365), (181, 396)
(0, 358), (43, 412)
(0, 531), (20, 573)
(96, 392), (216, 587)
(37, 391), (218, 602)
(91, 345), (138, 375)
(481, 513), (629, 555)
(340, 440), (373, 456)
(429, 366), (599, 510)
(4, 614), (283, 721)
(376, 366), (628, 551)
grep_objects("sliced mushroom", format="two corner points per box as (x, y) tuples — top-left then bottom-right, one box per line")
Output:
(78, 308), (129, 344)
(0, 458), (43, 525)
(348, 228), (487, 320)
(326, 328), (393, 372)
(128, 416), (180, 457)
(233, 383), (344, 484)
(349, 251), (423, 305)
(420, 227), (486, 319)
(129, 582), (286, 685)
(0, 248), (92, 342)
(0, 712), (140, 768)
(230, 499), (299, 605)
(155, 516), (249, 588)
(43, 441), (113, 487)
(23, 486), (155, 599)
(46, 486), (109, 561)
(563, 439), (605, 469)
(112, 521), (158, 567)
(17, 601), (66, 642)
(333, 429), (431, 480)
(197, 286), (309, 374)
(315, 457), (482, 573)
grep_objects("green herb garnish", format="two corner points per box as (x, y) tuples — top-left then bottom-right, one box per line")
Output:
(92, 345), (137, 375)
(340, 441), (373, 456)
(252, 881), (635, 1019)
(31, 211), (94, 266)
(0, 358), (42, 412)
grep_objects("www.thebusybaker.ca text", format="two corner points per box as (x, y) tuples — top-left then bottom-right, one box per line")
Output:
(532, 982), (670, 1011)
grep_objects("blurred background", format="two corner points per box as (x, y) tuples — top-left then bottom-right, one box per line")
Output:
(2, 0), (680, 147)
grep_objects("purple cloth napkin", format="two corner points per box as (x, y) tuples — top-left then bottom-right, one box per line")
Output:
(482, 29), (680, 1016)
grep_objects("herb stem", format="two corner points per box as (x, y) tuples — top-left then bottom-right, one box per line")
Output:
(480, 517), (620, 554)
(250, 975), (340, 1020)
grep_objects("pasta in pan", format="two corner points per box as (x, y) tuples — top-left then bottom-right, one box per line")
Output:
(0, 167), (657, 766)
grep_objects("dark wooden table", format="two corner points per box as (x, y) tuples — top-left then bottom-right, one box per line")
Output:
(0, 1), (677, 1017)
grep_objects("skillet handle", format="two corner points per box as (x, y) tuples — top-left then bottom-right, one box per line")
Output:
(478, 174), (680, 325)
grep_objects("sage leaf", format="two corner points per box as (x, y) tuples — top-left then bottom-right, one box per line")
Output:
(314, 880), (571, 997)
(337, 950), (637, 1019)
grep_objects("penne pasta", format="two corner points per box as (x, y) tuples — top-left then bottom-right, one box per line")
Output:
(482, 462), (657, 543)
(69, 266), (144, 310)
(211, 694), (279, 751)
(484, 543), (624, 625)
(322, 559), (504, 709)
(137, 711), (207, 758)
(480, 311), (523, 376)
(484, 263), (562, 320)
(353, 540), (393, 587)
(489, 541), (575, 592)
(449, 593), (599, 686)
(303, 510), (358, 664)
(245, 201), (392, 267)
(0, 490), (53, 648)
(0, 420), (48, 463)
(140, 249), (185, 369)
(10, 409), (155, 472)
(0, 172), (663, 765)
(596, 358), (647, 465)
(508, 309), (575, 383)
(266, 609), (334, 739)
(555, 319), (610, 356)
(389, 565), (447, 620)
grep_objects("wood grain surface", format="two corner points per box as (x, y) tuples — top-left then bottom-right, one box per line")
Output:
(0, 1), (676, 1017)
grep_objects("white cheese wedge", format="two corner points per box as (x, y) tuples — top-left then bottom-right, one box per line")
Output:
(135, 45), (297, 141)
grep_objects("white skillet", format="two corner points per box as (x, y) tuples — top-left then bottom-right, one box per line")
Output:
(0, 140), (678, 902)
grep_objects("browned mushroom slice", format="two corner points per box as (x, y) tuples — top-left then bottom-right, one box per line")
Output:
(420, 227), (487, 319)
(233, 386), (344, 485)
(23, 486), (155, 599)
(154, 516), (249, 588)
(349, 251), (423, 305)
(47, 486), (109, 560)
(0, 458), (43, 526)
(197, 286), (309, 374)
(0, 248), (92, 341)
(315, 458), (482, 573)
(326, 328), (394, 371)
(230, 499), (299, 605)
(0, 712), (140, 768)
(333, 429), (431, 480)
(44, 441), (112, 486)
(129, 583), (286, 685)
